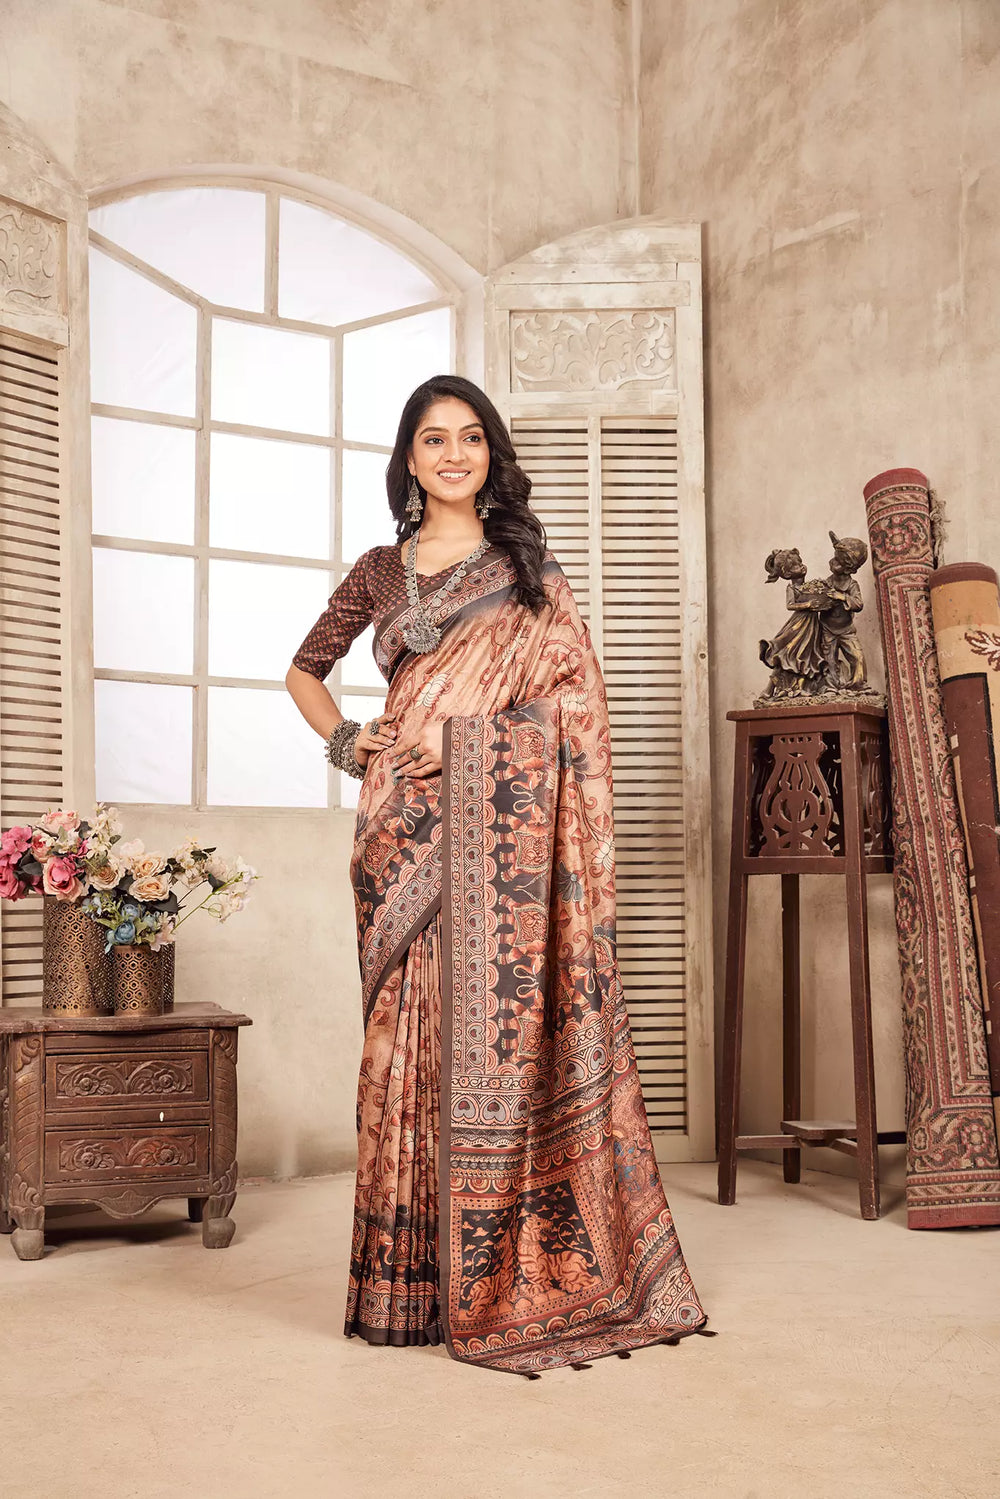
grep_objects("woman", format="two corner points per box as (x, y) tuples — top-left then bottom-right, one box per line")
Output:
(286, 374), (708, 1376)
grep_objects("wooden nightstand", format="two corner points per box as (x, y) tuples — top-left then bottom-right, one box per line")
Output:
(0, 1002), (252, 1260)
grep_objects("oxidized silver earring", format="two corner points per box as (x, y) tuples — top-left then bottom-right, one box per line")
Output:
(406, 475), (423, 522)
(476, 485), (493, 519)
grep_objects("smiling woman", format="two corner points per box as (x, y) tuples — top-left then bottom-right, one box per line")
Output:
(284, 374), (710, 1375)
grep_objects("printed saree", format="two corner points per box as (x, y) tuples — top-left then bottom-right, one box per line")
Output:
(295, 541), (707, 1374)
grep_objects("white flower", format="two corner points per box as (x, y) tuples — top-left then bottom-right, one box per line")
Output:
(89, 803), (123, 848)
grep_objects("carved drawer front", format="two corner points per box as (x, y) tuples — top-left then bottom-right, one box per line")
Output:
(45, 1125), (211, 1185)
(45, 1051), (209, 1111)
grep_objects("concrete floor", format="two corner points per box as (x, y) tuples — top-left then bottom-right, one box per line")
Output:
(0, 1161), (997, 1499)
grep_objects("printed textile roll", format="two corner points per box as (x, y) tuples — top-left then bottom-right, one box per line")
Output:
(864, 469), (1000, 1228)
(929, 562), (1000, 1129)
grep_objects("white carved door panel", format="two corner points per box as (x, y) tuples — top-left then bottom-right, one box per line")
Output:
(484, 222), (714, 1162)
(0, 106), (91, 1007)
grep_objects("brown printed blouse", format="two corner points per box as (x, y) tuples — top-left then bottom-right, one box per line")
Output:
(291, 543), (474, 682)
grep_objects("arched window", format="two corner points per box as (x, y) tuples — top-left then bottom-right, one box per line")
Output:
(88, 183), (456, 811)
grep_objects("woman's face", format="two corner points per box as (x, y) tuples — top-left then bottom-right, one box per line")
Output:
(407, 396), (491, 510)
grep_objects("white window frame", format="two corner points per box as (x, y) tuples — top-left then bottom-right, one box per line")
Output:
(87, 173), (478, 813)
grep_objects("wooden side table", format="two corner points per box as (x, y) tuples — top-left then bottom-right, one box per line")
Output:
(0, 1002), (252, 1259)
(717, 702), (905, 1220)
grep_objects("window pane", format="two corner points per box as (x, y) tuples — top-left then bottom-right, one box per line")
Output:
(342, 308), (451, 446)
(341, 449), (394, 563)
(95, 680), (192, 803)
(279, 198), (440, 328)
(210, 433), (330, 558)
(91, 416), (195, 545)
(89, 248), (197, 416)
(339, 693), (387, 810)
(90, 188), (266, 311)
(207, 686), (327, 807)
(209, 559), (330, 680)
(342, 624), (383, 689)
(212, 319), (331, 436)
(93, 549), (194, 673)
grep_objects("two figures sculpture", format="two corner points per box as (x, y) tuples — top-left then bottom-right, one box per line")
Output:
(756, 531), (878, 707)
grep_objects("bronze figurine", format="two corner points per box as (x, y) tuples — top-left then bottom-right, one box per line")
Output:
(756, 532), (879, 706)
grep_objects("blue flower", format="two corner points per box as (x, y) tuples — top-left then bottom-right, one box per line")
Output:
(122, 902), (140, 919)
(112, 920), (136, 945)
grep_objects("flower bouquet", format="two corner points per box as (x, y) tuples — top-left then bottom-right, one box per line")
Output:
(0, 804), (259, 1016)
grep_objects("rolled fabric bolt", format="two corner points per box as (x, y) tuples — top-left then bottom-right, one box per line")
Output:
(929, 561), (1000, 1128)
(864, 468), (1000, 1228)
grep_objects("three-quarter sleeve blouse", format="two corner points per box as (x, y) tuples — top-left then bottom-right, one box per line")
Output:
(291, 550), (376, 681)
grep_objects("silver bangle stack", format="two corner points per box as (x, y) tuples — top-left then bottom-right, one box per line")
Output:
(325, 718), (365, 779)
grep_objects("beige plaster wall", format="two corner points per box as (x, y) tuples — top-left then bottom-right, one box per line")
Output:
(0, 0), (641, 1177)
(0, 0), (638, 273)
(640, 0), (1000, 1175)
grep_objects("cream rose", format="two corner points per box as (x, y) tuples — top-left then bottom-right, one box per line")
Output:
(89, 853), (124, 890)
(129, 874), (171, 903)
(130, 851), (168, 879)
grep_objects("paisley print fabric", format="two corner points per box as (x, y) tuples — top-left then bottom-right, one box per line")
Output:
(864, 470), (1000, 1228)
(293, 541), (708, 1368)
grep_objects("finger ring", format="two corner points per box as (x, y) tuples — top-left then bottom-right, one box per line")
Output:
(409, 746), (421, 761)
(369, 718), (380, 734)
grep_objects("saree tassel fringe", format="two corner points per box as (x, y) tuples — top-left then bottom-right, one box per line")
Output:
(864, 470), (1000, 1228)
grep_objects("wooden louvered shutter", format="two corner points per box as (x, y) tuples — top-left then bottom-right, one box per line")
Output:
(0, 109), (89, 1007)
(486, 222), (714, 1162)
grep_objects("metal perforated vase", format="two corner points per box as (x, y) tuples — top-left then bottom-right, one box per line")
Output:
(42, 895), (113, 1015)
(111, 942), (173, 1016)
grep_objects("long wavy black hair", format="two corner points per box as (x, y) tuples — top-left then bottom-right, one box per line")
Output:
(385, 374), (550, 616)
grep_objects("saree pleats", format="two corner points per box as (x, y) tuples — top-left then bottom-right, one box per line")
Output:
(345, 909), (442, 1346)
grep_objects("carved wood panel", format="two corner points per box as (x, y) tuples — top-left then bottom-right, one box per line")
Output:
(45, 1052), (208, 1109)
(10, 1035), (44, 1227)
(0, 198), (62, 316)
(45, 1125), (210, 1184)
(510, 309), (676, 394)
(209, 1029), (238, 1201)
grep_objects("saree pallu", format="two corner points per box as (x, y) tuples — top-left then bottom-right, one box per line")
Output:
(864, 471), (1000, 1228)
(346, 545), (707, 1373)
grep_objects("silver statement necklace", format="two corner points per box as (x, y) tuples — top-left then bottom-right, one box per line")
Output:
(402, 528), (490, 654)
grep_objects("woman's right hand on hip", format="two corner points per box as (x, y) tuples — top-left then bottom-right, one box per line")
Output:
(353, 713), (398, 767)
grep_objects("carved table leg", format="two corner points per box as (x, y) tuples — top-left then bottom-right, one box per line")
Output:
(718, 725), (752, 1206)
(9, 1036), (45, 1259)
(202, 1191), (236, 1249)
(204, 1029), (239, 1248)
(11, 1206), (45, 1261)
(781, 874), (802, 1184)
(188, 1197), (206, 1222)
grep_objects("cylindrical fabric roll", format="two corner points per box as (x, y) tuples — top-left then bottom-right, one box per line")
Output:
(929, 561), (1000, 1123)
(864, 469), (1000, 1228)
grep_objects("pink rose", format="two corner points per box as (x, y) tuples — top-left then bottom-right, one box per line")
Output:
(31, 829), (55, 860)
(42, 855), (84, 903)
(42, 810), (80, 834)
(1, 825), (31, 858)
(0, 864), (28, 901)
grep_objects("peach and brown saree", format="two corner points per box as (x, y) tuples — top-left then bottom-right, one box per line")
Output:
(296, 541), (707, 1375)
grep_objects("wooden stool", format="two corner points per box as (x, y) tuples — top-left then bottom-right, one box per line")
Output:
(717, 702), (905, 1220)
